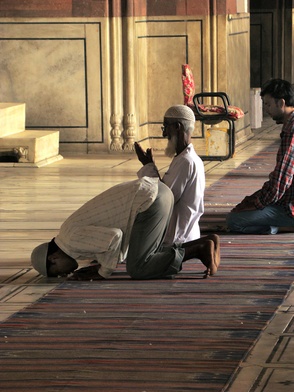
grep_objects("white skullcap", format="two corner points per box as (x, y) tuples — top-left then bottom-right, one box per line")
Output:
(164, 105), (195, 122)
(31, 242), (49, 276)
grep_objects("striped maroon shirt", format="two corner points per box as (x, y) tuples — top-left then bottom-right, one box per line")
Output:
(254, 112), (294, 216)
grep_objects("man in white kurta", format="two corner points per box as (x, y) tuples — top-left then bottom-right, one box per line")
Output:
(135, 105), (205, 246)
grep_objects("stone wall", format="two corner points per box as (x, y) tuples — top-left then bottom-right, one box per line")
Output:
(0, 0), (252, 155)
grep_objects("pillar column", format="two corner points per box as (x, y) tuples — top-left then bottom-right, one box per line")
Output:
(110, 0), (124, 151)
(122, 0), (136, 151)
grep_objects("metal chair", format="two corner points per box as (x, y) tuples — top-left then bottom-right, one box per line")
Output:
(182, 64), (244, 160)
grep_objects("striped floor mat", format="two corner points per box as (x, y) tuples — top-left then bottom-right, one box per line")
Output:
(0, 142), (293, 391)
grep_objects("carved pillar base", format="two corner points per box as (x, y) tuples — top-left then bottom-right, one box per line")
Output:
(110, 114), (123, 151)
(123, 113), (136, 151)
(14, 147), (29, 162)
(0, 147), (29, 162)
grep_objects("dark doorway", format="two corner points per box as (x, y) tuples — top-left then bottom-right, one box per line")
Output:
(250, 0), (293, 87)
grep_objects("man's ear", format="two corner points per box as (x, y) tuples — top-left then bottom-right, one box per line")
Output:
(278, 98), (285, 108)
(177, 122), (186, 138)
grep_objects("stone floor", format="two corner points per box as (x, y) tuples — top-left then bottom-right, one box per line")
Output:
(0, 115), (293, 391)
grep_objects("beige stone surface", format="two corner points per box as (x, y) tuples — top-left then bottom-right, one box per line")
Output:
(0, 130), (60, 163)
(0, 20), (107, 150)
(0, 103), (25, 137)
(0, 15), (252, 154)
(206, 126), (229, 156)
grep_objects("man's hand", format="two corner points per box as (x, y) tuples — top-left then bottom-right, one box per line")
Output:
(67, 265), (104, 281)
(134, 142), (154, 165)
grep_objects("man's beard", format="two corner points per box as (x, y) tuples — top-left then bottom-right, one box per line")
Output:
(271, 112), (284, 124)
(273, 116), (284, 124)
(165, 135), (178, 158)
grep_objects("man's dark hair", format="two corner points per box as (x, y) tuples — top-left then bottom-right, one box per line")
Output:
(260, 78), (294, 107)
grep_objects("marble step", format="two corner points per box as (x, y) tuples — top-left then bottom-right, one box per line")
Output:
(0, 129), (63, 166)
(0, 103), (26, 137)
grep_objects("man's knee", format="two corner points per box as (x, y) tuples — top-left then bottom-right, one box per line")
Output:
(226, 211), (248, 232)
(157, 182), (174, 214)
(226, 212), (238, 231)
(126, 263), (147, 279)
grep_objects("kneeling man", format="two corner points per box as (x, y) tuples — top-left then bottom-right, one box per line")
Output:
(31, 177), (220, 280)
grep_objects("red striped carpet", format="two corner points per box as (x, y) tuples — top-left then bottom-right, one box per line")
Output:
(0, 140), (293, 391)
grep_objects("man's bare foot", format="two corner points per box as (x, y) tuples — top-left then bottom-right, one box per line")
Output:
(183, 239), (220, 278)
(183, 235), (221, 277)
(196, 240), (218, 277)
(67, 265), (104, 281)
(204, 234), (220, 270)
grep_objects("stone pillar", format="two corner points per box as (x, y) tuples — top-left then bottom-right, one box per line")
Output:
(110, 0), (123, 151)
(210, 0), (218, 95)
(122, 0), (136, 151)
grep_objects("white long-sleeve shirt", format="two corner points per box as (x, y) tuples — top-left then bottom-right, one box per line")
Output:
(137, 144), (205, 245)
(54, 177), (159, 278)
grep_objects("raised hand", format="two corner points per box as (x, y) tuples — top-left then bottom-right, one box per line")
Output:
(134, 142), (154, 165)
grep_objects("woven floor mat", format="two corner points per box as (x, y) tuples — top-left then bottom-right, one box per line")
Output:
(0, 141), (293, 391)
